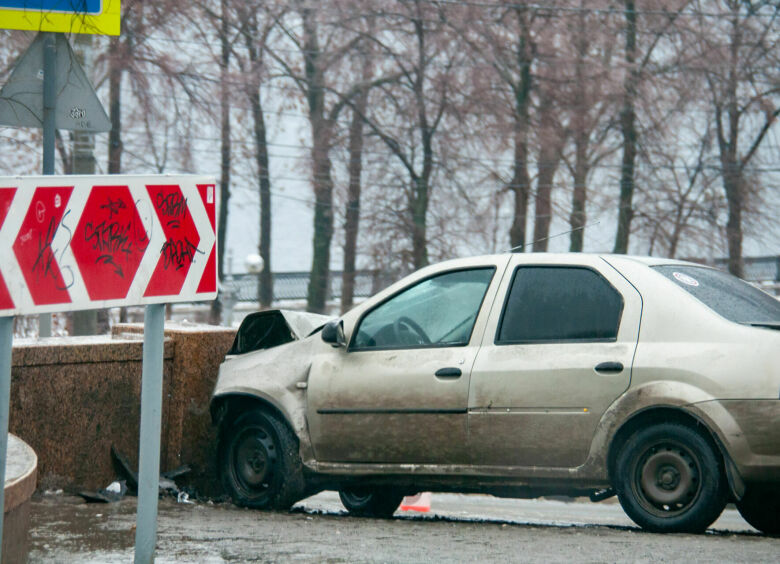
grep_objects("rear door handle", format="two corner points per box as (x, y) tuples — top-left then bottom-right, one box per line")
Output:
(435, 367), (462, 379)
(595, 362), (624, 374)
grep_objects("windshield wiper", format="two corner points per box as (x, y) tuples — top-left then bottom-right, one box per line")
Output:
(743, 321), (780, 330)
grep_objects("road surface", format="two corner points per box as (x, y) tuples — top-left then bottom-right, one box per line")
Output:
(27, 491), (778, 562)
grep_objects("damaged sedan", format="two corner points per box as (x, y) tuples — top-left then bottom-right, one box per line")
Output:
(211, 253), (780, 534)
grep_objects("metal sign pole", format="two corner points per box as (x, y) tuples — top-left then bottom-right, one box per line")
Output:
(0, 316), (15, 560)
(134, 303), (165, 564)
(39, 32), (57, 338)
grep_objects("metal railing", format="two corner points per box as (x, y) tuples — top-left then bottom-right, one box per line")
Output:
(712, 256), (780, 284)
(226, 270), (389, 302)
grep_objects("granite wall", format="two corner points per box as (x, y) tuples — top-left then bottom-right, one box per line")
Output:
(9, 323), (236, 497)
(112, 322), (236, 497)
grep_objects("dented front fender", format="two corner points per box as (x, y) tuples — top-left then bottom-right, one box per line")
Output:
(212, 337), (317, 460)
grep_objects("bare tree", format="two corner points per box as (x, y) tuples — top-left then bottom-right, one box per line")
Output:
(614, 1), (688, 254)
(695, 1), (780, 276)
(268, 2), (353, 312)
(559, 3), (620, 252)
(270, 1), (398, 312)
(234, 2), (279, 308)
(530, 81), (566, 251)
(633, 122), (724, 258)
(341, 28), (374, 312)
(350, 0), (462, 269)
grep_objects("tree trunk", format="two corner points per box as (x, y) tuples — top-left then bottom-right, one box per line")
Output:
(532, 99), (562, 252)
(341, 88), (368, 313)
(508, 122), (531, 250)
(409, 15), (432, 269)
(569, 12), (588, 253)
(719, 9), (744, 278)
(531, 164), (560, 251)
(307, 125), (335, 313)
(108, 38), (122, 176)
(721, 163), (743, 278)
(70, 34), (104, 335)
(614, 0), (638, 254)
(569, 138), (588, 252)
(508, 6), (532, 250)
(249, 88), (273, 308)
(302, 8), (335, 314)
(245, 17), (273, 309)
(107, 33), (129, 323)
(410, 175), (429, 269)
(211, 0), (232, 324)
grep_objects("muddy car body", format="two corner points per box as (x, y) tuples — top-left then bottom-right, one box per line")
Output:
(211, 253), (780, 534)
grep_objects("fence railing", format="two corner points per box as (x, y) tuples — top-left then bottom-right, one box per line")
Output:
(225, 270), (390, 302)
(712, 256), (780, 283)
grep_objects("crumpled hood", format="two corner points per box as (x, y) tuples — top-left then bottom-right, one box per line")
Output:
(226, 309), (333, 356)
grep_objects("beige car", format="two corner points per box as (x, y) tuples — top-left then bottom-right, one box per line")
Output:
(211, 253), (780, 534)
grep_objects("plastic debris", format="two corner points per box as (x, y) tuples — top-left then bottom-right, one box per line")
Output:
(111, 445), (191, 498)
(78, 480), (127, 503)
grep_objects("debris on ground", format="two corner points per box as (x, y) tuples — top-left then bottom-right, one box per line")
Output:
(111, 446), (138, 494)
(78, 480), (128, 504)
(80, 445), (196, 502)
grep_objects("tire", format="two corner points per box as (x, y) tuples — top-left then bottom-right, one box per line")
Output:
(614, 422), (727, 533)
(736, 486), (780, 535)
(339, 488), (404, 518)
(218, 409), (305, 510)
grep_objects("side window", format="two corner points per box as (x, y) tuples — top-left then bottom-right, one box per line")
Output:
(497, 266), (623, 344)
(352, 268), (495, 350)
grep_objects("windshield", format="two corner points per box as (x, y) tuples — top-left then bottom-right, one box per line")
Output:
(653, 265), (780, 325)
(353, 267), (495, 349)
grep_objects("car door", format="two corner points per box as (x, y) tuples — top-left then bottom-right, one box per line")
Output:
(468, 255), (642, 468)
(306, 258), (508, 465)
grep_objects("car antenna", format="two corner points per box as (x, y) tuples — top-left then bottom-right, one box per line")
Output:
(506, 221), (601, 253)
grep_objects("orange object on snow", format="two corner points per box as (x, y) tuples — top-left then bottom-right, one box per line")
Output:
(400, 492), (432, 512)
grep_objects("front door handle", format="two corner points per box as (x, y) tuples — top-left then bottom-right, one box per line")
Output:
(435, 367), (462, 379)
(595, 361), (624, 374)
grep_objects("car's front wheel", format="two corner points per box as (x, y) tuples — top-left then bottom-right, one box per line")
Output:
(736, 486), (780, 535)
(614, 422), (727, 533)
(218, 409), (305, 510)
(339, 488), (404, 518)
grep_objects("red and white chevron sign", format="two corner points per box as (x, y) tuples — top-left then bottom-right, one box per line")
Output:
(0, 175), (218, 316)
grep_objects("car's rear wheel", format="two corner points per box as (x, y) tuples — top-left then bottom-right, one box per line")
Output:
(736, 486), (780, 535)
(218, 409), (305, 510)
(614, 422), (727, 533)
(339, 488), (404, 518)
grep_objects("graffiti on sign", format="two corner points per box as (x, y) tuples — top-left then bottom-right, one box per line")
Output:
(13, 186), (75, 305)
(72, 185), (150, 300)
(144, 185), (204, 297)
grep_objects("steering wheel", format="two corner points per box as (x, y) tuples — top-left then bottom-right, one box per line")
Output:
(392, 316), (431, 345)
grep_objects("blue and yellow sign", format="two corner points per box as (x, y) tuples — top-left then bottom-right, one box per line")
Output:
(0, 0), (120, 35)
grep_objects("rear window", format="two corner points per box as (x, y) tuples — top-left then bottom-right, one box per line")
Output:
(653, 266), (780, 325)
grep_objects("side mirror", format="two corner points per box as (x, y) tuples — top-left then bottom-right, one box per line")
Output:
(321, 320), (346, 348)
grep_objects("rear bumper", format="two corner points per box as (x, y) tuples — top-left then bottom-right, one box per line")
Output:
(691, 399), (780, 483)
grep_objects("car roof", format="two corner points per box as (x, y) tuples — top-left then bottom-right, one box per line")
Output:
(454, 252), (702, 268)
(600, 254), (702, 267)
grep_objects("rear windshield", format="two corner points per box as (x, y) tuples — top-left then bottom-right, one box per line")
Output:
(653, 265), (780, 325)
